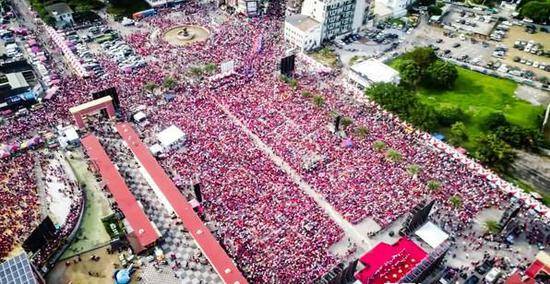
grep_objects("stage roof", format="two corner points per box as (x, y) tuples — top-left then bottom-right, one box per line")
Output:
(356, 237), (427, 284)
(526, 251), (550, 278)
(81, 134), (159, 251)
(415, 221), (449, 248)
(350, 59), (399, 84)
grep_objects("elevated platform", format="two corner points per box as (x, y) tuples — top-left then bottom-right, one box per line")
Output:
(115, 123), (247, 284)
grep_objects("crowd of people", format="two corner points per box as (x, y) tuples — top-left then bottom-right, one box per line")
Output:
(0, 0), (545, 282)
(0, 153), (41, 261)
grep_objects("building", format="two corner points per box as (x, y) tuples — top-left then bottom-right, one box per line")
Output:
(373, 0), (412, 18)
(284, 14), (322, 51)
(505, 251), (549, 284)
(0, 253), (41, 284)
(45, 3), (74, 27)
(0, 60), (38, 112)
(348, 58), (400, 89)
(300, 0), (370, 41)
(223, 0), (264, 16)
(144, 0), (185, 8)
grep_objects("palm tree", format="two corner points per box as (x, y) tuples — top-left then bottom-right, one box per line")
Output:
(189, 66), (203, 77)
(407, 164), (422, 177)
(355, 126), (369, 138)
(302, 91), (312, 98)
(163, 77), (176, 90)
(427, 180), (441, 191)
(144, 82), (157, 93)
(312, 95), (325, 108)
(449, 195), (462, 208)
(204, 63), (217, 74)
(373, 140), (386, 152)
(386, 149), (402, 162)
(341, 117), (353, 129)
(484, 220), (501, 235)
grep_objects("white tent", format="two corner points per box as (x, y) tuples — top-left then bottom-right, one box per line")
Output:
(156, 125), (185, 150)
(133, 111), (147, 122)
(415, 221), (449, 248)
(149, 144), (164, 156)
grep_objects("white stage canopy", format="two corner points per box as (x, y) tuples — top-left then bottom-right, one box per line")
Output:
(415, 221), (449, 248)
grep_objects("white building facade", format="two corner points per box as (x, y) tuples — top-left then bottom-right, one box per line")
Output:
(284, 14), (322, 51)
(373, 0), (412, 18)
(300, 0), (370, 41)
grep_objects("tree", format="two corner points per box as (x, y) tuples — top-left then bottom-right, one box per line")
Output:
(428, 5), (443, 16)
(447, 122), (468, 146)
(341, 117), (353, 129)
(475, 134), (517, 171)
(437, 106), (467, 127)
(520, 1), (550, 24)
(373, 140), (386, 152)
(204, 63), (217, 74)
(365, 83), (419, 118)
(403, 47), (437, 69)
(386, 149), (403, 162)
(493, 125), (544, 151)
(427, 180), (441, 191)
(484, 220), (502, 234)
(355, 126), (369, 138)
(407, 164), (422, 177)
(144, 82), (157, 93)
(483, 112), (509, 130)
(301, 91), (313, 98)
(416, 0), (436, 6)
(425, 60), (458, 89)
(312, 95), (325, 108)
(163, 77), (176, 89)
(397, 59), (422, 86)
(189, 66), (203, 77)
(449, 195), (462, 208)
(408, 104), (439, 131)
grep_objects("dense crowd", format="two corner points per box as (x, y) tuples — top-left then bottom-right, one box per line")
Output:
(0, 153), (41, 261)
(0, 0), (545, 282)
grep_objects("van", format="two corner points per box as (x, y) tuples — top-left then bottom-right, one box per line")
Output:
(485, 267), (502, 283)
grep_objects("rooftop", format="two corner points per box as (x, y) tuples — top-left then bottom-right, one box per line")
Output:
(45, 3), (73, 15)
(350, 58), (400, 83)
(286, 14), (320, 33)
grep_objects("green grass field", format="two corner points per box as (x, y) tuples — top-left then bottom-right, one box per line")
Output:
(390, 59), (544, 151)
(61, 151), (112, 259)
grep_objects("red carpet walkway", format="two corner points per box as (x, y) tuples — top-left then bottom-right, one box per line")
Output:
(81, 134), (159, 252)
(116, 123), (247, 284)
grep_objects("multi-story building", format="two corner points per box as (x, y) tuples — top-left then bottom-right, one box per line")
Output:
(284, 14), (322, 51)
(300, 0), (370, 41)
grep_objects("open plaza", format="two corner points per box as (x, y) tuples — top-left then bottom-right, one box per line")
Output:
(0, 0), (549, 284)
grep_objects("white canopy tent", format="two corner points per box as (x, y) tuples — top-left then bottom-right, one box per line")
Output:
(415, 221), (449, 248)
(156, 125), (185, 150)
(149, 144), (164, 156)
(133, 111), (147, 123)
